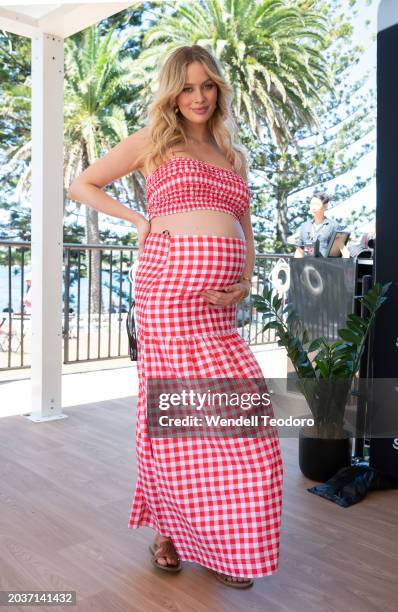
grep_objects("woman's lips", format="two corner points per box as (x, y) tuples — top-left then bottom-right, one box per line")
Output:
(191, 107), (209, 115)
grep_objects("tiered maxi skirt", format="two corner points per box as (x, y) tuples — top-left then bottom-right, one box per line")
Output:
(128, 232), (284, 579)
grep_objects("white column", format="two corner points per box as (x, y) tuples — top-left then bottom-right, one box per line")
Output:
(26, 32), (66, 422)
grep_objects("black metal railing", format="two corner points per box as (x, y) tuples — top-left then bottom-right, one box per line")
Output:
(0, 240), (290, 371)
(245, 254), (291, 345)
(0, 241), (31, 370)
(62, 243), (137, 364)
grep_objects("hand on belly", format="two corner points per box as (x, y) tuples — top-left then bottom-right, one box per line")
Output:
(201, 282), (247, 307)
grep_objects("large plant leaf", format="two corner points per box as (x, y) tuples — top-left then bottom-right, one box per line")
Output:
(262, 320), (280, 332)
(347, 313), (367, 332)
(308, 337), (323, 352)
(315, 359), (330, 378)
(338, 328), (362, 344)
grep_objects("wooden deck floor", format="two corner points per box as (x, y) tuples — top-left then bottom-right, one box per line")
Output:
(0, 396), (397, 612)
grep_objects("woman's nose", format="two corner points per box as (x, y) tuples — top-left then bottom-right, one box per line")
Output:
(193, 89), (206, 101)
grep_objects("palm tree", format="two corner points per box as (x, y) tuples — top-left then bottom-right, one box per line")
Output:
(1, 20), (146, 315)
(65, 22), (145, 313)
(129, 0), (331, 147)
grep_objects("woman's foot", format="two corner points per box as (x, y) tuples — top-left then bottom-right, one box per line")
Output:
(213, 571), (254, 588)
(152, 534), (180, 567)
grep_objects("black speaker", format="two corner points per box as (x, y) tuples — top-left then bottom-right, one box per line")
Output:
(288, 258), (356, 344)
(375, 16), (398, 375)
(369, 13), (398, 479)
(369, 437), (398, 479)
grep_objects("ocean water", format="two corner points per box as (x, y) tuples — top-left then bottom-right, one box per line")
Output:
(0, 266), (134, 314)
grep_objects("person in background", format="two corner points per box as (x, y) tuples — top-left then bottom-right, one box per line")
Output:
(348, 220), (375, 257)
(294, 192), (339, 257)
(22, 272), (32, 314)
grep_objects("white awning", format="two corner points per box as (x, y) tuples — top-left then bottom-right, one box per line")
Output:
(0, 2), (131, 38)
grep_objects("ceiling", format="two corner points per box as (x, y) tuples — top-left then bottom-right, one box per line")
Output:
(2, 4), (64, 20)
(0, 2), (133, 38)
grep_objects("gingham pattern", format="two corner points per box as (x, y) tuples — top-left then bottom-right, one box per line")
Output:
(128, 232), (284, 578)
(134, 233), (247, 338)
(146, 156), (250, 222)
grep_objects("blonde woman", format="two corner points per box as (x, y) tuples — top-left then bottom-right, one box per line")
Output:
(68, 45), (283, 589)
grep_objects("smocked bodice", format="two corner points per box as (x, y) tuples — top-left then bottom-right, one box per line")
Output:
(145, 156), (250, 222)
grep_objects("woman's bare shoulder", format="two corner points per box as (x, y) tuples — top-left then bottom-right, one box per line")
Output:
(131, 128), (180, 173)
(126, 126), (152, 170)
(68, 126), (153, 191)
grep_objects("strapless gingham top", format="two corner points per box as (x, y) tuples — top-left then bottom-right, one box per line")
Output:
(145, 156), (250, 222)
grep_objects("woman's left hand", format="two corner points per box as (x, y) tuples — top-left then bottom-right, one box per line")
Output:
(201, 281), (250, 308)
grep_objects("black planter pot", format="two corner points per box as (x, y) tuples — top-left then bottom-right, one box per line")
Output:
(298, 426), (352, 482)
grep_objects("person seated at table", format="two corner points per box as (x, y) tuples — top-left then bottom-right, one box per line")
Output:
(348, 220), (375, 257)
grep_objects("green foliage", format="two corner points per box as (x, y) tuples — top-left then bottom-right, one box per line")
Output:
(252, 280), (391, 434)
(131, 0), (331, 147)
(254, 280), (390, 382)
(245, 0), (375, 250)
(0, 0), (374, 254)
(0, 8), (149, 242)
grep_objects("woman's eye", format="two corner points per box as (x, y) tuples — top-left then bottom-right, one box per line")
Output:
(182, 83), (213, 93)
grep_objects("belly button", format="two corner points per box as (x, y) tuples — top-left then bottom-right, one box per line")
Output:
(162, 229), (171, 235)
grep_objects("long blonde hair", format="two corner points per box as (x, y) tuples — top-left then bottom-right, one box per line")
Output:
(141, 45), (248, 180)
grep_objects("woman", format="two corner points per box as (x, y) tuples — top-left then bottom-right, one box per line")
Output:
(68, 45), (283, 589)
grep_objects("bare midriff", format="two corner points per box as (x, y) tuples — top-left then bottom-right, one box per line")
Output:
(149, 210), (245, 240)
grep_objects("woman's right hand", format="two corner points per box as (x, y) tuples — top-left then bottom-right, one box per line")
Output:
(136, 217), (151, 258)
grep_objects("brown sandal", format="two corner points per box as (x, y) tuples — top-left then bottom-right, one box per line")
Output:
(148, 537), (182, 572)
(211, 570), (254, 589)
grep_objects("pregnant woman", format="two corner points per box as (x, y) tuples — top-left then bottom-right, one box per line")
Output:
(68, 44), (283, 589)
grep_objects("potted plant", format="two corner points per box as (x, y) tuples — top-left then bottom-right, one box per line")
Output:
(252, 281), (391, 482)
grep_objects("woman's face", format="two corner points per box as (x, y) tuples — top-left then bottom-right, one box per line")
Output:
(175, 61), (218, 125)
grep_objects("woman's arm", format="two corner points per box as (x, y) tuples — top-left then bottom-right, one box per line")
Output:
(67, 126), (150, 227)
(239, 207), (256, 285)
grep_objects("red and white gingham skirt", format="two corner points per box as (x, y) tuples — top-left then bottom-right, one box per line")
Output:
(128, 232), (283, 578)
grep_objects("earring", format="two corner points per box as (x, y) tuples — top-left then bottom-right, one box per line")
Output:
(174, 106), (180, 114)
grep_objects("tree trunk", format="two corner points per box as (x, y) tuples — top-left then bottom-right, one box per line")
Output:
(82, 140), (103, 316)
(275, 191), (289, 251)
(86, 207), (103, 316)
(275, 151), (290, 252)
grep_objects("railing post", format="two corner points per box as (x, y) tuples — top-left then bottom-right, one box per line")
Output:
(63, 249), (71, 364)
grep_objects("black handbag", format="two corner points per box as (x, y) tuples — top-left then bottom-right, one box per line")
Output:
(126, 299), (138, 361)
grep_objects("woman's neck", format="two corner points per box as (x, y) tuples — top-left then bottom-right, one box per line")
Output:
(182, 120), (212, 144)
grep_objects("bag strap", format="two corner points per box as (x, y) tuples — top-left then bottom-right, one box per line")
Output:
(126, 299), (138, 361)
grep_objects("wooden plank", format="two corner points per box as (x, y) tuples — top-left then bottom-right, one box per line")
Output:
(0, 399), (397, 611)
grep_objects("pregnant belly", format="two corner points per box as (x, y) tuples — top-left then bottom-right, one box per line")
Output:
(149, 210), (245, 240)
